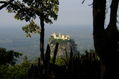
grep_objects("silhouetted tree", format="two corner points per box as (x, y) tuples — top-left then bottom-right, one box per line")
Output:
(0, 0), (59, 64)
(93, 0), (119, 79)
(0, 0), (14, 10)
(0, 48), (22, 65)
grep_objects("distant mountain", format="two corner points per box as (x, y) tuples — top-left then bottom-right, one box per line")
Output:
(49, 33), (79, 57)
(0, 25), (94, 59)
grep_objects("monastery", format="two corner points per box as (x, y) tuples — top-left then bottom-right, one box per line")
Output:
(51, 32), (70, 40)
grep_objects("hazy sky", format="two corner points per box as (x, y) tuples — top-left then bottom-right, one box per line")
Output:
(0, 0), (93, 27)
(54, 0), (93, 26)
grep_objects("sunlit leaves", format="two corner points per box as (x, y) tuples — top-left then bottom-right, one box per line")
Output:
(5, 0), (59, 37)
(22, 20), (41, 37)
(53, 4), (59, 14)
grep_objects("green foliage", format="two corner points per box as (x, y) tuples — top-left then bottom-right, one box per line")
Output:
(49, 37), (70, 44)
(0, 48), (22, 65)
(0, 56), (31, 79)
(22, 20), (40, 37)
(82, 49), (100, 61)
(6, 0), (59, 35)
(21, 56), (31, 68)
(0, 48), (101, 79)
(50, 56), (66, 65)
(55, 57), (66, 65)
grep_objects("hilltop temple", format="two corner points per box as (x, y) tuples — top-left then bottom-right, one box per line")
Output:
(51, 32), (70, 40)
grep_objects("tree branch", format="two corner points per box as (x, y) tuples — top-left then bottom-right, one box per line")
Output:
(0, 0), (14, 10)
(82, 0), (85, 4)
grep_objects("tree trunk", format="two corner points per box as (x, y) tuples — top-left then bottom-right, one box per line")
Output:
(103, 0), (119, 79)
(93, 0), (106, 63)
(93, 0), (119, 79)
(40, 17), (45, 64)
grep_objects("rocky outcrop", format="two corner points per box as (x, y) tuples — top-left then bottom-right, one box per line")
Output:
(48, 33), (78, 57)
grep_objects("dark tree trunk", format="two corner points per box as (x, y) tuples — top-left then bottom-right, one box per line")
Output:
(40, 17), (45, 64)
(52, 43), (59, 64)
(103, 0), (119, 79)
(93, 0), (106, 63)
(93, 0), (119, 79)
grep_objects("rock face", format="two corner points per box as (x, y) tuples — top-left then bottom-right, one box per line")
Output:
(48, 33), (78, 57)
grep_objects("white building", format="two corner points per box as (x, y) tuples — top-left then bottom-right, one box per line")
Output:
(51, 32), (70, 40)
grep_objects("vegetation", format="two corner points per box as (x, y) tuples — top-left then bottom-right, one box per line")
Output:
(0, 0), (119, 79)
(0, 0), (59, 64)
(0, 48), (22, 65)
(0, 56), (31, 79)
(0, 47), (101, 79)
(49, 36), (70, 44)
(0, 48), (29, 79)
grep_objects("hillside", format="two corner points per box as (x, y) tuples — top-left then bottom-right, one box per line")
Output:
(0, 26), (93, 59)
(49, 33), (79, 57)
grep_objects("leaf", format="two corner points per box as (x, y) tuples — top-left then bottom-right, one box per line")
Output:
(22, 20), (41, 37)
